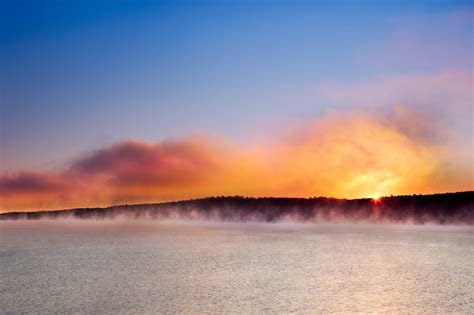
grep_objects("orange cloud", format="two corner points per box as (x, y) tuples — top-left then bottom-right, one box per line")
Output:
(1, 111), (472, 213)
(239, 112), (441, 197)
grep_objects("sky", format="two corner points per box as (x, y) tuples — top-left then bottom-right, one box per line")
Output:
(0, 0), (473, 212)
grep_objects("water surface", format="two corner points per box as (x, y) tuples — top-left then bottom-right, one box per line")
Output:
(1, 221), (473, 314)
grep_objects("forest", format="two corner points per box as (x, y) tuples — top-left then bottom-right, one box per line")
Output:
(1, 191), (473, 225)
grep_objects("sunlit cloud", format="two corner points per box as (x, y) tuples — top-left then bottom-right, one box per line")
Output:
(2, 64), (473, 212)
(251, 111), (452, 198)
(316, 69), (473, 180)
(1, 106), (472, 212)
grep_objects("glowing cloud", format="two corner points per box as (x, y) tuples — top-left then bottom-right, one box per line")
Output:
(244, 112), (444, 198)
(1, 108), (472, 212)
(1, 69), (473, 212)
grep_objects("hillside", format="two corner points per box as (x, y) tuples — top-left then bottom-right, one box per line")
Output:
(1, 191), (473, 225)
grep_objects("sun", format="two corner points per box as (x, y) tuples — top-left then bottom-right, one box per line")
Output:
(372, 195), (382, 203)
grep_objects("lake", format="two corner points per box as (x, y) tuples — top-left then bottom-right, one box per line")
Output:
(0, 221), (473, 314)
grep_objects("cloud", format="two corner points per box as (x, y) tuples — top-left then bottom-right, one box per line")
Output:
(243, 112), (442, 198)
(1, 70), (472, 212)
(69, 138), (222, 187)
(317, 69), (473, 151)
(1, 107), (472, 212)
(0, 137), (232, 210)
(0, 171), (76, 211)
(0, 172), (70, 195)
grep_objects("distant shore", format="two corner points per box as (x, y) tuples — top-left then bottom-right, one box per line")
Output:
(1, 191), (473, 225)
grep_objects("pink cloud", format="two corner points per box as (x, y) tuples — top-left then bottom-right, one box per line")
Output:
(70, 139), (220, 187)
(0, 171), (70, 195)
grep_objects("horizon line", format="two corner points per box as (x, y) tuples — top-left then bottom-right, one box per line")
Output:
(1, 190), (472, 216)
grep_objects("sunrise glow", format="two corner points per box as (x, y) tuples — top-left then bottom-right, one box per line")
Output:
(1, 2), (473, 314)
(0, 2), (472, 213)
(372, 195), (382, 203)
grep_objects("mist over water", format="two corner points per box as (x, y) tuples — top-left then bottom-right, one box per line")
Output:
(1, 221), (473, 314)
(3, 192), (473, 225)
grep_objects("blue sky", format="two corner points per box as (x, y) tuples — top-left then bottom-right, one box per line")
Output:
(1, 0), (472, 172)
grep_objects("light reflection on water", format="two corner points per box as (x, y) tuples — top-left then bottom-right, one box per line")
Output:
(1, 221), (473, 314)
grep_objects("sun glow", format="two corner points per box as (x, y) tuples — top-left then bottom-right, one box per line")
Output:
(1, 110), (472, 212)
(372, 195), (382, 202)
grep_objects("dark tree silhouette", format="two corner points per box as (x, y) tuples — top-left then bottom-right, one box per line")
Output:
(1, 191), (473, 225)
